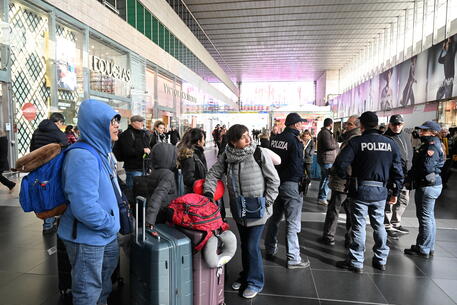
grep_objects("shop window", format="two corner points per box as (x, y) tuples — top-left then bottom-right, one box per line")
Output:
(127, 0), (136, 27)
(152, 15), (159, 44)
(145, 10), (152, 40)
(136, 2), (144, 34)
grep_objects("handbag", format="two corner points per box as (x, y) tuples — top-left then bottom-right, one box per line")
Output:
(230, 160), (266, 219)
(110, 175), (133, 235)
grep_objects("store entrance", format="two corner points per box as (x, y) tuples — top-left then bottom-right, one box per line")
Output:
(0, 82), (16, 168)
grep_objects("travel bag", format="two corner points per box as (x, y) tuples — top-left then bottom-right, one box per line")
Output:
(177, 227), (225, 305)
(130, 196), (193, 305)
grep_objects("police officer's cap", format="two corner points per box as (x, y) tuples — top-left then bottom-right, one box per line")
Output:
(359, 111), (378, 126)
(416, 121), (441, 132)
(389, 114), (404, 124)
(285, 113), (307, 126)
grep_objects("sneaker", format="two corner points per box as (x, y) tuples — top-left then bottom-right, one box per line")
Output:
(404, 246), (430, 258)
(392, 226), (409, 234)
(336, 261), (363, 274)
(265, 249), (277, 261)
(372, 259), (386, 271)
(231, 281), (241, 291)
(242, 288), (258, 299)
(386, 229), (399, 240)
(287, 258), (310, 269)
(320, 237), (335, 246)
(317, 199), (328, 206)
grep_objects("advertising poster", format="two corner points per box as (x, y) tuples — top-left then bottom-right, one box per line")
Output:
(352, 80), (370, 114)
(427, 34), (457, 101)
(56, 37), (77, 91)
(369, 75), (379, 112)
(378, 66), (398, 111)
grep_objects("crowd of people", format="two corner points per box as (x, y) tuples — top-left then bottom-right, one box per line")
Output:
(7, 99), (453, 304)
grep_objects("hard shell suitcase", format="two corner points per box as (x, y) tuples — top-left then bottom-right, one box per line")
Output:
(130, 196), (193, 305)
(178, 227), (225, 305)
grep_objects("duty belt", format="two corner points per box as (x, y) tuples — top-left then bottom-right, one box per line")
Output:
(358, 180), (386, 187)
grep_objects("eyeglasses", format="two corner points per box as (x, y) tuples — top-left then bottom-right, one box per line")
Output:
(111, 118), (120, 126)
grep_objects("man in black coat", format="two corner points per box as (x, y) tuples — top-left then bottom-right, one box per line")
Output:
(167, 126), (181, 145)
(30, 112), (68, 234)
(113, 115), (151, 189)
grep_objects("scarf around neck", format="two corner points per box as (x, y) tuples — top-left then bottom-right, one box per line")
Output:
(225, 143), (256, 164)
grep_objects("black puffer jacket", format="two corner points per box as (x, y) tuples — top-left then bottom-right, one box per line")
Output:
(113, 125), (150, 171)
(140, 143), (177, 225)
(179, 145), (208, 194)
(30, 119), (68, 151)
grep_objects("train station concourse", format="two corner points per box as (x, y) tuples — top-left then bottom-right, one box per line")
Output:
(0, 0), (456, 305)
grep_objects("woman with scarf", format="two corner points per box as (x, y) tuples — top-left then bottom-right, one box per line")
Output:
(203, 124), (280, 299)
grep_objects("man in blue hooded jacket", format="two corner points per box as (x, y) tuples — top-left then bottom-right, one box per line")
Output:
(57, 99), (121, 305)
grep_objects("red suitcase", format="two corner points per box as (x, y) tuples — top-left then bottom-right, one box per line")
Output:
(178, 227), (225, 305)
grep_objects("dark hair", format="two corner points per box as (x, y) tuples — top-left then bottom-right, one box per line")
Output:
(177, 128), (206, 158)
(323, 118), (333, 127)
(65, 125), (73, 133)
(362, 121), (378, 129)
(50, 112), (65, 123)
(226, 124), (249, 145)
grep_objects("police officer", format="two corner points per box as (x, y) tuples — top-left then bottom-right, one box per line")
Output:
(264, 112), (310, 269)
(383, 114), (414, 240)
(404, 121), (445, 258)
(335, 112), (403, 273)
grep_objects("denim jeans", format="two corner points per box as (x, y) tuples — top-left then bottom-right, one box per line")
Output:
(63, 238), (119, 305)
(43, 216), (56, 230)
(318, 163), (333, 201)
(265, 181), (303, 264)
(415, 185), (442, 255)
(236, 224), (265, 292)
(348, 199), (389, 269)
(323, 191), (352, 242)
(384, 188), (410, 229)
(125, 170), (142, 189)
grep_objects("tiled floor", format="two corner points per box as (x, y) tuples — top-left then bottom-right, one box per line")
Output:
(0, 146), (456, 305)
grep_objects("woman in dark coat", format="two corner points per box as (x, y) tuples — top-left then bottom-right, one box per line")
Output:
(177, 128), (208, 194)
(0, 130), (15, 192)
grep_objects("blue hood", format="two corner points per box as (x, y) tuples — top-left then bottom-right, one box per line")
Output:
(77, 99), (120, 157)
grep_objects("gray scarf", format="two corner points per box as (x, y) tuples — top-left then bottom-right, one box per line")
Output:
(225, 143), (256, 164)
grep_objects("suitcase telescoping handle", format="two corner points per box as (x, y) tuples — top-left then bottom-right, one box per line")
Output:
(135, 196), (147, 245)
(135, 196), (160, 246)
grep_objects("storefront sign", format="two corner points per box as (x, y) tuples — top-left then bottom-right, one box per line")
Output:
(21, 103), (37, 121)
(90, 55), (131, 82)
(164, 83), (197, 103)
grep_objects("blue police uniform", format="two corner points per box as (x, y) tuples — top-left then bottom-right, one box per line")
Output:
(265, 127), (306, 266)
(409, 136), (444, 255)
(335, 129), (404, 269)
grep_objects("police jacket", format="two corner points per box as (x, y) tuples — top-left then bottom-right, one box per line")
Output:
(30, 119), (68, 151)
(384, 128), (413, 174)
(410, 136), (445, 187)
(113, 125), (150, 171)
(270, 127), (304, 183)
(334, 129), (404, 202)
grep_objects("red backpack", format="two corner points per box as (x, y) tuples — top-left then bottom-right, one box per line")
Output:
(167, 193), (229, 251)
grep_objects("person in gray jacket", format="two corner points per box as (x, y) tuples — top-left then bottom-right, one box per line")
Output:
(383, 114), (414, 239)
(321, 115), (361, 246)
(204, 124), (280, 299)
